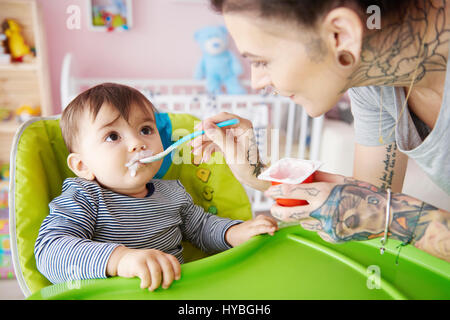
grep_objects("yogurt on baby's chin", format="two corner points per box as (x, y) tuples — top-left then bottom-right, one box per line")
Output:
(126, 150), (154, 177)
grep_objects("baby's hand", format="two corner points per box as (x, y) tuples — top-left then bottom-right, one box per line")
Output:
(107, 247), (181, 291)
(225, 214), (279, 247)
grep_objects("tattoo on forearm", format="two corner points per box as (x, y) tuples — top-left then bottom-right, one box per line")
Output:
(247, 135), (265, 177)
(289, 186), (320, 197)
(379, 143), (397, 189)
(308, 181), (449, 261)
(300, 221), (323, 232)
(289, 211), (308, 220)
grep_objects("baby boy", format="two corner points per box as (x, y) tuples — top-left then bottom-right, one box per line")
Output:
(34, 83), (278, 291)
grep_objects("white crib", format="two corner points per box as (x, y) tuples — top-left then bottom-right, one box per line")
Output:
(60, 53), (324, 213)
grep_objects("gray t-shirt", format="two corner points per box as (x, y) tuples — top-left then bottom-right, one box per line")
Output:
(348, 63), (450, 195)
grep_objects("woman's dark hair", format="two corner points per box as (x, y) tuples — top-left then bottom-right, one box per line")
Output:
(210, 0), (414, 27)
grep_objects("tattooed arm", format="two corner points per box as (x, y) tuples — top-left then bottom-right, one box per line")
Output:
(266, 174), (450, 262)
(353, 142), (409, 192)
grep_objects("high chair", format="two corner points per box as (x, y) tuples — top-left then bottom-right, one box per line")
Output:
(9, 114), (450, 300)
(8, 113), (252, 297)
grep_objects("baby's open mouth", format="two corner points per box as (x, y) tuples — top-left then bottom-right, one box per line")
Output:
(125, 150), (154, 177)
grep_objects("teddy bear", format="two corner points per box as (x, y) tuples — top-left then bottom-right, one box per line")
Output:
(194, 25), (246, 95)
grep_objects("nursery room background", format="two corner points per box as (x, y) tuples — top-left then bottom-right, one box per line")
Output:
(0, 0), (448, 299)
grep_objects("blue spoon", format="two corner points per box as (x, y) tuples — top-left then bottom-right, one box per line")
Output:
(139, 118), (239, 164)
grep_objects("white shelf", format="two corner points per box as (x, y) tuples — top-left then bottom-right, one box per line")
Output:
(0, 0), (52, 164)
(0, 121), (20, 134)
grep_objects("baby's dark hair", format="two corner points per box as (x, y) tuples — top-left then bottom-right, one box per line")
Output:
(210, 0), (414, 27)
(61, 82), (158, 153)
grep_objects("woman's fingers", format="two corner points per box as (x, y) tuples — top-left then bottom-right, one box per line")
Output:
(265, 183), (322, 202)
(270, 203), (313, 222)
(194, 112), (239, 130)
(318, 231), (340, 244)
(191, 112), (251, 148)
(192, 140), (213, 155)
(299, 218), (323, 232)
(202, 142), (223, 163)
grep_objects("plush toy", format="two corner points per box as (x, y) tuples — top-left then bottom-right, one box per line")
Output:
(194, 26), (246, 95)
(2, 19), (31, 62)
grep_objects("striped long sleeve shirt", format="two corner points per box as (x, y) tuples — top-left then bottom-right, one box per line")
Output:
(34, 177), (242, 284)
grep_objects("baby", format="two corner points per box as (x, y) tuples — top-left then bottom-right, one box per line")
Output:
(34, 83), (278, 291)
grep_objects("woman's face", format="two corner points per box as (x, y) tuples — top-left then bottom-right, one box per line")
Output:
(224, 13), (349, 117)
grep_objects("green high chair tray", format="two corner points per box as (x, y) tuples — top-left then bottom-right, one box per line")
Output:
(28, 225), (450, 300)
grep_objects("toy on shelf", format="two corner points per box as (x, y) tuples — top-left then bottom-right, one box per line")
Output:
(0, 205), (15, 280)
(194, 25), (246, 95)
(0, 107), (12, 122)
(2, 19), (33, 63)
(0, 163), (9, 182)
(0, 183), (7, 209)
(0, 33), (11, 65)
(0, 165), (8, 209)
(15, 105), (41, 123)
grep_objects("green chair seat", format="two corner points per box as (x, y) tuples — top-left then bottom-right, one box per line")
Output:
(9, 114), (252, 296)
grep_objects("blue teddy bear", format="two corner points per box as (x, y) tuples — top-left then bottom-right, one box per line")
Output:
(194, 25), (246, 94)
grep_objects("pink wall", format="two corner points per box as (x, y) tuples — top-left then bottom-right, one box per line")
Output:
(36, 0), (250, 113)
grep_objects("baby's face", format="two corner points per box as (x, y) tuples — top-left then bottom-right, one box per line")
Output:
(75, 102), (164, 196)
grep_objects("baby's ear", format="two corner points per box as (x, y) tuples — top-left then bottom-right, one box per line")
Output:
(67, 153), (95, 181)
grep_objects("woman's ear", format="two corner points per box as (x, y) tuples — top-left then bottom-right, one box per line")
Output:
(67, 153), (95, 181)
(322, 7), (364, 68)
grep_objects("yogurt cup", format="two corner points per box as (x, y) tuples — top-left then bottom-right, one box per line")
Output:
(258, 158), (323, 207)
(270, 173), (315, 206)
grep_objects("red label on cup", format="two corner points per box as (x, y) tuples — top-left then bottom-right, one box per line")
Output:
(271, 172), (315, 207)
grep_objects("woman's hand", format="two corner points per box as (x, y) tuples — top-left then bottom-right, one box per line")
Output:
(266, 171), (450, 262)
(190, 112), (271, 191)
(225, 214), (279, 247)
(107, 247), (181, 291)
(265, 172), (389, 244)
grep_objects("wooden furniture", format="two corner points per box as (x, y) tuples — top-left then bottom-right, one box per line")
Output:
(0, 0), (52, 163)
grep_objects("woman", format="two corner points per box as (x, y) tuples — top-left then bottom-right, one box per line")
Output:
(191, 0), (449, 262)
